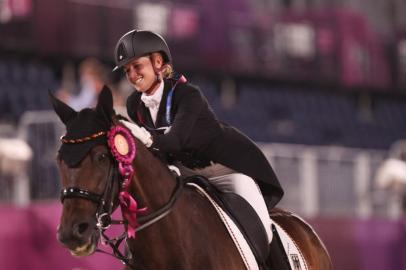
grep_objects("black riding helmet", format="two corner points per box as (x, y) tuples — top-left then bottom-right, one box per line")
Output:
(113, 30), (172, 71)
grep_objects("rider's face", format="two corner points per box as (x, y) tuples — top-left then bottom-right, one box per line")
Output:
(123, 56), (158, 94)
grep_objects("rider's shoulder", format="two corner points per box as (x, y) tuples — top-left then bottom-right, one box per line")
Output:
(168, 81), (202, 101)
(177, 82), (200, 93)
(126, 90), (142, 109)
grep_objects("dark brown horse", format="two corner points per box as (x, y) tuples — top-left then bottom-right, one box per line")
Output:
(52, 87), (332, 270)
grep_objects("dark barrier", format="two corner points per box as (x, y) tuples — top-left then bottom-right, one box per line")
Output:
(0, 202), (405, 270)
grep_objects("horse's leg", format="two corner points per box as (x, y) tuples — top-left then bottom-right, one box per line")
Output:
(269, 209), (333, 270)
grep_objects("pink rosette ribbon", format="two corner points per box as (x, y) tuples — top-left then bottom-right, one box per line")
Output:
(108, 124), (148, 238)
(118, 163), (134, 190)
(119, 191), (148, 238)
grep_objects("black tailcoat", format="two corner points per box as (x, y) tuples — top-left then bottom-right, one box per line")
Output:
(126, 79), (284, 208)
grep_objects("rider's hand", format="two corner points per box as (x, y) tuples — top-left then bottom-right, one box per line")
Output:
(119, 119), (153, 147)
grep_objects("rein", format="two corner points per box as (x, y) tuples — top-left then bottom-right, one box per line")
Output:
(59, 124), (185, 269)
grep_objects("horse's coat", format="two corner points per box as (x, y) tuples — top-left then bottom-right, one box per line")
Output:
(52, 86), (332, 270)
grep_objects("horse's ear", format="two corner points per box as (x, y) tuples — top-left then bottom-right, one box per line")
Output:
(96, 85), (115, 118)
(49, 91), (77, 125)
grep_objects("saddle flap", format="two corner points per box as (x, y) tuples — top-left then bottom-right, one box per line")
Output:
(184, 175), (269, 266)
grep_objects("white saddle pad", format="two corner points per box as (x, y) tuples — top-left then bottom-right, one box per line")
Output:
(271, 218), (308, 270)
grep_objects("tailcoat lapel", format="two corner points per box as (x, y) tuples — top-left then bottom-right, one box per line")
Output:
(139, 102), (155, 128)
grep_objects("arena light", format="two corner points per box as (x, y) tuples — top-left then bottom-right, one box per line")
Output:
(398, 39), (406, 71)
(135, 2), (169, 36)
(169, 6), (199, 39)
(0, 0), (32, 23)
(274, 23), (315, 59)
(0, 0), (12, 23)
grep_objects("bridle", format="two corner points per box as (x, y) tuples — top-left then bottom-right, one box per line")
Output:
(60, 135), (133, 266)
(59, 123), (185, 269)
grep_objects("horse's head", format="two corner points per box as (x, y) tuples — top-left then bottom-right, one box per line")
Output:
(51, 86), (118, 257)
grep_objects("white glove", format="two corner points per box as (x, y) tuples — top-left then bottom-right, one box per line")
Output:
(119, 120), (153, 147)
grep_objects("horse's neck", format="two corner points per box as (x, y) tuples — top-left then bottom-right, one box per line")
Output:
(124, 142), (247, 269)
(130, 144), (176, 209)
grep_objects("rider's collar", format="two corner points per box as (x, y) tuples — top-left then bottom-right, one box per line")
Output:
(141, 80), (164, 109)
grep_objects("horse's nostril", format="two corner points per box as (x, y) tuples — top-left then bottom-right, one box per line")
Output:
(73, 222), (90, 238)
(78, 223), (89, 234)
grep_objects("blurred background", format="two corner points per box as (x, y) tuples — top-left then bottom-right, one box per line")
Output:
(1, 0), (406, 269)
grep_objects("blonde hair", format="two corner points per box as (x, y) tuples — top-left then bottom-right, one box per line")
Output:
(161, 64), (174, 79)
(150, 52), (174, 79)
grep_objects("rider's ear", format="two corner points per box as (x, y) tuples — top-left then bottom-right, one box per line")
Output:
(49, 91), (78, 125)
(151, 52), (163, 70)
(96, 85), (115, 119)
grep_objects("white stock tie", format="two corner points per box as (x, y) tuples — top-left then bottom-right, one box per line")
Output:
(141, 95), (160, 109)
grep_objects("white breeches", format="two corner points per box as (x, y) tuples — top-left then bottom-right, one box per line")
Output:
(193, 164), (273, 243)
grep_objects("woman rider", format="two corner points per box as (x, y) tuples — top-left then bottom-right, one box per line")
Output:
(113, 29), (284, 246)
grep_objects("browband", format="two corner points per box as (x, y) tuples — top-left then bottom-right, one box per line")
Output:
(60, 131), (107, 144)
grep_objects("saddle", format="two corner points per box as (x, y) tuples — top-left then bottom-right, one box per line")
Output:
(171, 164), (295, 270)
(184, 175), (270, 267)
(183, 175), (303, 270)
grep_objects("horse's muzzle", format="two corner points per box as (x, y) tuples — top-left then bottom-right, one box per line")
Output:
(57, 220), (99, 256)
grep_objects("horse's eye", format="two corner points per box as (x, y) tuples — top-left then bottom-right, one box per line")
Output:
(98, 153), (109, 162)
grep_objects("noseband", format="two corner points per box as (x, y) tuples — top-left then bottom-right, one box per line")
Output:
(61, 187), (102, 204)
(60, 159), (121, 230)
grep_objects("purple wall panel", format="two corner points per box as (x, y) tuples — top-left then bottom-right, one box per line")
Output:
(354, 219), (406, 270)
(310, 217), (406, 270)
(310, 218), (362, 270)
(0, 202), (122, 270)
(0, 202), (405, 270)
(197, 0), (230, 69)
